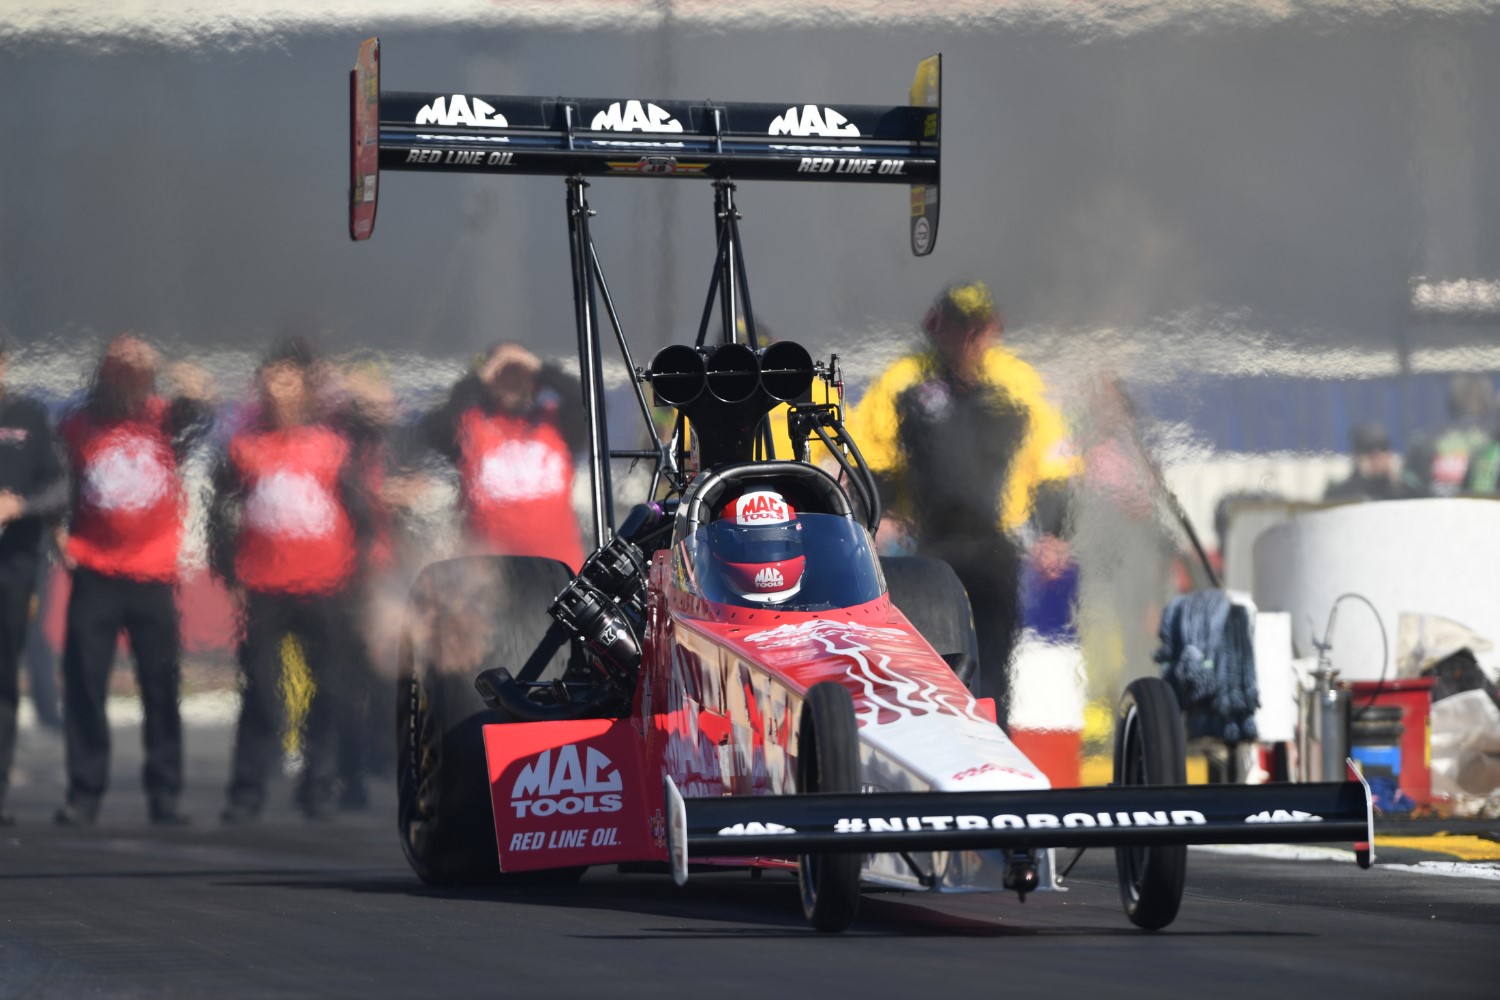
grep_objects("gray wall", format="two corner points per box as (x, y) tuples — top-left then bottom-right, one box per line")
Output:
(2, 13), (1497, 372)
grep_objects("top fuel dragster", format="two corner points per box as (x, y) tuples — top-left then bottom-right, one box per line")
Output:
(350, 38), (1374, 931)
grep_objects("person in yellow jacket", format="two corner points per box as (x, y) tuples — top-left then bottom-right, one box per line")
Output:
(848, 281), (1075, 727)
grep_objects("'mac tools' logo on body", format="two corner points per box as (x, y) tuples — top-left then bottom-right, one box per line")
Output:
(510, 745), (623, 818)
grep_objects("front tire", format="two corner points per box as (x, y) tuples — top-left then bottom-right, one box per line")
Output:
(797, 681), (862, 932)
(1113, 677), (1188, 930)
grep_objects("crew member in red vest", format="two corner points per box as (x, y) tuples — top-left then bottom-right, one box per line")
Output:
(210, 338), (370, 823)
(422, 342), (587, 569)
(54, 335), (213, 827)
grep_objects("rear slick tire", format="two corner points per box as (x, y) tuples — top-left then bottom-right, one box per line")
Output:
(1113, 676), (1188, 930)
(796, 681), (862, 932)
(396, 556), (583, 886)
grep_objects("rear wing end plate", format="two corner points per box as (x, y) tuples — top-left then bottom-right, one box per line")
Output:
(349, 37), (379, 241)
(908, 54), (940, 256)
(348, 37), (940, 252)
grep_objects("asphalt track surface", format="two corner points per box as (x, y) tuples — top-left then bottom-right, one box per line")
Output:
(2, 719), (1496, 999)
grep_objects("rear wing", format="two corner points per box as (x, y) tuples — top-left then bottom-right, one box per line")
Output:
(348, 38), (940, 254)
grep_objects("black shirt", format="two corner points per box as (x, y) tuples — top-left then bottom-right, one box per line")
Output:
(0, 391), (66, 564)
(891, 374), (1029, 543)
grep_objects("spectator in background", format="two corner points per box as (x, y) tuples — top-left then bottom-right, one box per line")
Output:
(211, 338), (371, 823)
(0, 333), (68, 826)
(55, 335), (213, 827)
(1326, 422), (1414, 502)
(327, 360), (410, 808)
(1403, 373), (1495, 497)
(1463, 404), (1500, 496)
(848, 282), (1076, 727)
(422, 342), (587, 570)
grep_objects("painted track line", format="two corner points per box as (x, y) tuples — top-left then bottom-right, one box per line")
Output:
(1380, 861), (1500, 882)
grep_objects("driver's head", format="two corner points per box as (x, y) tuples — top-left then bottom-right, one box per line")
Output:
(922, 281), (1001, 380)
(713, 489), (805, 604)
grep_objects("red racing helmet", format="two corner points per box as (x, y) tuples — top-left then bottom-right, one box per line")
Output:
(713, 489), (806, 604)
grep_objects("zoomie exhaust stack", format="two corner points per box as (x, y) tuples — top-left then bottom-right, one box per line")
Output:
(647, 341), (815, 467)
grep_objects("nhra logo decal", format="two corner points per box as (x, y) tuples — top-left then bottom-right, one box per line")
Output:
(510, 745), (623, 818)
(590, 100), (683, 133)
(415, 95), (509, 129)
(833, 810), (1208, 833)
(732, 490), (791, 525)
(769, 105), (861, 138)
(717, 822), (796, 837)
(1245, 810), (1323, 824)
(753, 567), (785, 590)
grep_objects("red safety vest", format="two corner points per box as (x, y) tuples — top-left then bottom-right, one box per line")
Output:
(62, 398), (184, 582)
(456, 406), (585, 570)
(230, 423), (358, 595)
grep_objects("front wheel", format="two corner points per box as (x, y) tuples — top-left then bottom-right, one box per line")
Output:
(1113, 677), (1188, 930)
(797, 682), (862, 932)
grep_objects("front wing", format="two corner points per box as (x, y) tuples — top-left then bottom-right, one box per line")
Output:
(664, 770), (1375, 885)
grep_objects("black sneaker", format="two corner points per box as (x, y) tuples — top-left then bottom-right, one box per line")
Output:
(219, 802), (261, 826)
(53, 803), (98, 827)
(149, 803), (191, 827)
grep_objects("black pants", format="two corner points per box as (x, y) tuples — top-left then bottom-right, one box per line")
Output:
(0, 555), (40, 809)
(921, 533), (1023, 729)
(227, 589), (355, 812)
(61, 567), (183, 812)
(23, 559), (61, 727)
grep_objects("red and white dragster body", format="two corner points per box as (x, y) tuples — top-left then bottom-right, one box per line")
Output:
(354, 36), (1374, 929)
(485, 550), (1053, 891)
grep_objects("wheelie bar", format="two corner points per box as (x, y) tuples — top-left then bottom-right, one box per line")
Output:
(663, 767), (1375, 885)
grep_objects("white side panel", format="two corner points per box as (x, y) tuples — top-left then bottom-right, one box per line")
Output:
(1253, 611), (1296, 743)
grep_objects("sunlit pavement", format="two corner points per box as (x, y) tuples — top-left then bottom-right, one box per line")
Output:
(0, 717), (1493, 998)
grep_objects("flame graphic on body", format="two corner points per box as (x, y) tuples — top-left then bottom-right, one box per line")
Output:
(745, 620), (985, 728)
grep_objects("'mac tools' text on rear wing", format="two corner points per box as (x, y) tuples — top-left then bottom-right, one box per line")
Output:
(348, 37), (940, 255)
